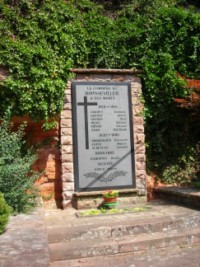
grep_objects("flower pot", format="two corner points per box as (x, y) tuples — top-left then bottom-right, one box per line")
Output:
(103, 197), (118, 208)
(103, 197), (117, 203)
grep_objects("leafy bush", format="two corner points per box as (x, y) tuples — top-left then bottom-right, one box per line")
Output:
(0, 192), (12, 235)
(162, 143), (200, 185)
(0, 111), (39, 213)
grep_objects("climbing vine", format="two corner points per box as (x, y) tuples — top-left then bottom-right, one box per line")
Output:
(0, 0), (200, 180)
(0, 0), (119, 128)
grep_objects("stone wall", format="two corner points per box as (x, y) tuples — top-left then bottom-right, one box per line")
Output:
(60, 69), (146, 208)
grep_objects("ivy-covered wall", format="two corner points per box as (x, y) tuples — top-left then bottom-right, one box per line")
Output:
(1, 0), (199, 124)
(0, 0), (200, 198)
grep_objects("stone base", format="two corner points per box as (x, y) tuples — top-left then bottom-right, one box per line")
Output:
(154, 186), (200, 209)
(72, 189), (147, 210)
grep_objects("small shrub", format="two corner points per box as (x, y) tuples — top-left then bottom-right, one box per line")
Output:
(0, 193), (12, 235)
(161, 144), (199, 185)
(0, 111), (40, 213)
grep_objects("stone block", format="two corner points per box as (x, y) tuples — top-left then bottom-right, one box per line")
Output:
(136, 170), (146, 180)
(75, 74), (90, 80)
(76, 198), (102, 210)
(128, 76), (141, 83)
(61, 128), (72, 136)
(135, 161), (146, 170)
(132, 96), (141, 105)
(65, 90), (71, 96)
(134, 125), (144, 133)
(63, 96), (70, 103)
(63, 182), (74, 191)
(61, 145), (73, 154)
(62, 173), (74, 182)
(136, 195), (147, 202)
(134, 104), (143, 115)
(65, 95), (71, 103)
(135, 133), (145, 144)
(90, 74), (112, 80)
(63, 102), (72, 110)
(135, 154), (146, 162)
(62, 191), (73, 200)
(60, 110), (72, 119)
(134, 116), (144, 125)
(66, 81), (71, 89)
(61, 154), (73, 163)
(60, 136), (73, 145)
(63, 199), (72, 209)
(136, 178), (146, 189)
(62, 162), (74, 173)
(135, 144), (146, 154)
(112, 75), (124, 82)
(60, 119), (72, 128)
(131, 87), (141, 96)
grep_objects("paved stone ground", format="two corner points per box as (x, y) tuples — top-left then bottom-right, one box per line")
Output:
(0, 207), (49, 267)
(1, 198), (200, 267)
(46, 200), (200, 267)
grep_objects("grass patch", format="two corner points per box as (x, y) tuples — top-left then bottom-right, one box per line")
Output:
(78, 206), (151, 217)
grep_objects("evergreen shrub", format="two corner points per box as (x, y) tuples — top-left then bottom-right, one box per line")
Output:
(0, 111), (40, 213)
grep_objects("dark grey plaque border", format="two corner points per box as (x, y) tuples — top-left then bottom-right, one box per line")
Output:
(72, 81), (136, 192)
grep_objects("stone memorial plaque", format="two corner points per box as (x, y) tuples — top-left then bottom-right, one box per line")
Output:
(72, 82), (135, 191)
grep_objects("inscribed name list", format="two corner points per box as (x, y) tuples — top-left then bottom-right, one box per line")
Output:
(72, 82), (135, 191)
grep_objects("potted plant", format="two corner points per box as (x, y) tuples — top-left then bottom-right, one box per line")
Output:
(102, 190), (119, 207)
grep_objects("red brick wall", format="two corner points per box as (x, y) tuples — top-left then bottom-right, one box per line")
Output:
(12, 116), (62, 208)
(175, 76), (200, 108)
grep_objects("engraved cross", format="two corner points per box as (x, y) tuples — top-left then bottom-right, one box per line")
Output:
(78, 96), (97, 149)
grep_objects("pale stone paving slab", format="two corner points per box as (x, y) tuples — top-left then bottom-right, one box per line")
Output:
(0, 208), (49, 267)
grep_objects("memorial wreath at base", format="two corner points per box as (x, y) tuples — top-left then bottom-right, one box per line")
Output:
(102, 190), (119, 208)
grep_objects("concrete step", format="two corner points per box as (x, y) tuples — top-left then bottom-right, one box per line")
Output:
(47, 214), (200, 243)
(48, 226), (200, 261)
(49, 246), (200, 267)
